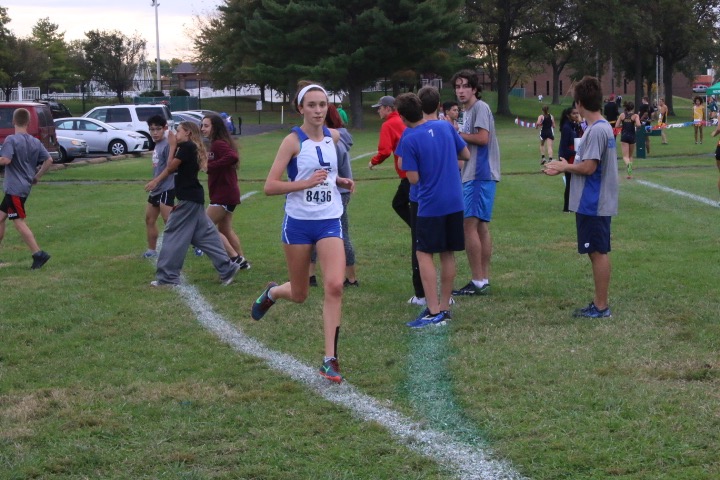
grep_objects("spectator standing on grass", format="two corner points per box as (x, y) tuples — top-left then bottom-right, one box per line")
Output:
(336, 104), (349, 126)
(0, 108), (53, 269)
(544, 76), (618, 318)
(615, 101), (641, 179)
(536, 105), (555, 165)
(443, 101), (460, 131)
(201, 113), (251, 270)
(603, 94), (620, 126)
(144, 122), (240, 287)
(450, 69), (501, 297)
(143, 115), (174, 259)
(558, 106), (583, 212)
(368, 94), (425, 305)
(638, 96), (654, 154)
(710, 122), (720, 200)
(396, 91), (469, 328)
(400, 86), (447, 309)
(368, 96), (409, 226)
(657, 98), (669, 145)
(250, 82), (354, 384)
(308, 104), (358, 288)
(693, 96), (705, 144)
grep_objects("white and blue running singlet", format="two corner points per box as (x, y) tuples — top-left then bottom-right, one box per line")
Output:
(284, 126), (342, 220)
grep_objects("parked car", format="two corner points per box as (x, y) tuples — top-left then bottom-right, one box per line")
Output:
(37, 100), (73, 119)
(56, 136), (89, 163)
(692, 85), (709, 93)
(173, 110), (205, 123)
(83, 104), (173, 149)
(172, 112), (201, 127)
(54, 117), (148, 156)
(0, 101), (59, 162)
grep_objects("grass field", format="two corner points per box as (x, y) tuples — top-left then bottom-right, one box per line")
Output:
(1, 92), (719, 479)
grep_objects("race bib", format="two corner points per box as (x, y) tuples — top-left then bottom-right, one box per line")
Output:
(304, 187), (332, 205)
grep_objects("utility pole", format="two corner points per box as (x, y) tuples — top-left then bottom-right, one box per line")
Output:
(152, 1), (162, 91)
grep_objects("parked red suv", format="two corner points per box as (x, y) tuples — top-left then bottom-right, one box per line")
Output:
(0, 102), (59, 162)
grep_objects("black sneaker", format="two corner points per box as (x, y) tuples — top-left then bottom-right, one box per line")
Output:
(309, 275), (318, 287)
(31, 250), (51, 270)
(343, 278), (359, 287)
(452, 281), (490, 296)
(233, 255), (251, 270)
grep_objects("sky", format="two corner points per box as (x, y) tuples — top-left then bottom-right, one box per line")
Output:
(2, 0), (222, 61)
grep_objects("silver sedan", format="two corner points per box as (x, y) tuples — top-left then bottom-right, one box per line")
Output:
(54, 117), (148, 156)
(56, 136), (89, 163)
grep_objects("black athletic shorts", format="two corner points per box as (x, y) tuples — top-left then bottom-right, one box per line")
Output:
(148, 189), (176, 207)
(415, 211), (465, 254)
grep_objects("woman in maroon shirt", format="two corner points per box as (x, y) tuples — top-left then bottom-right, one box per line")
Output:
(200, 113), (250, 269)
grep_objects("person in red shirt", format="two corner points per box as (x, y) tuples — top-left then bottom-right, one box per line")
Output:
(368, 96), (409, 226)
(201, 113), (250, 269)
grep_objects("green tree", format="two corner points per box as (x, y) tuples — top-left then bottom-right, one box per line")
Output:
(464, 0), (547, 116)
(519, 0), (584, 104)
(0, 35), (49, 101)
(201, 0), (469, 128)
(651, 0), (720, 116)
(82, 30), (146, 103)
(0, 6), (10, 39)
(30, 18), (71, 94)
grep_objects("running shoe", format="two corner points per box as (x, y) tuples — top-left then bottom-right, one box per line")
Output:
(319, 358), (343, 383)
(30, 250), (51, 270)
(142, 249), (158, 258)
(343, 278), (359, 287)
(407, 295), (427, 306)
(406, 310), (447, 329)
(309, 275), (318, 287)
(572, 302), (612, 318)
(193, 247), (203, 256)
(251, 282), (278, 320)
(233, 255), (251, 270)
(452, 281), (490, 296)
(221, 262), (242, 286)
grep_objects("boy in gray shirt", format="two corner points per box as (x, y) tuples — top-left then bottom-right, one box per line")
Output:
(0, 108), (53, 269)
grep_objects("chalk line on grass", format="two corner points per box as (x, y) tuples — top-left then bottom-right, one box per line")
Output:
(175, 283), (524, 480)
(635, 179), (719, 207)
(152, 190), (524, 479)
(350, 151), (375, 162)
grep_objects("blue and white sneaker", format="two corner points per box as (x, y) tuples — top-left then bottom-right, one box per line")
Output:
(406, 310), (450, 329)
(142, 249), (158, 258)
(572, 302), (612, 318)
(193, 247), (203, 257)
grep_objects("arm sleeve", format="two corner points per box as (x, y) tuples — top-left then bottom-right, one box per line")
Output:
(206, 141), (238, 171)
(370, 124), (393, 165)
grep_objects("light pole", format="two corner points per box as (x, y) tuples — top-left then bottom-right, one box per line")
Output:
(151, 1), (162, 91)
(197, 73), (201, 109)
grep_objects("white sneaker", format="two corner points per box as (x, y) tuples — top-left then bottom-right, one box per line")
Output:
(407, 296), (427, 306)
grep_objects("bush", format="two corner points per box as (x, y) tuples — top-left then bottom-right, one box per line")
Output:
(139, 90), (164, 97)
(171, 89), (190, 97)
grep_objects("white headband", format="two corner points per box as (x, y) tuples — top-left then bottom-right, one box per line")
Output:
(297, 84), (328, 105)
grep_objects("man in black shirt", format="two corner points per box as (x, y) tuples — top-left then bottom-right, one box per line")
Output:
(604, 94), (620, 124)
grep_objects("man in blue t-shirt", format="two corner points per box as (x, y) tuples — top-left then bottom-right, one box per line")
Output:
(0, 108), (53, 269)
(395, 92), (469, 328)
(544, 76), (618, 318)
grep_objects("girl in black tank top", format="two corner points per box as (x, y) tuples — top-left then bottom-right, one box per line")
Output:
(615, 102), (640, 178)
(536, 105), (555, 164)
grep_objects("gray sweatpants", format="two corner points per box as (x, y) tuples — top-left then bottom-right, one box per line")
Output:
(156, 200), (235, 285)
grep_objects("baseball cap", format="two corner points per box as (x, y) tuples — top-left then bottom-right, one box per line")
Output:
(372, 96), (395, 108)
